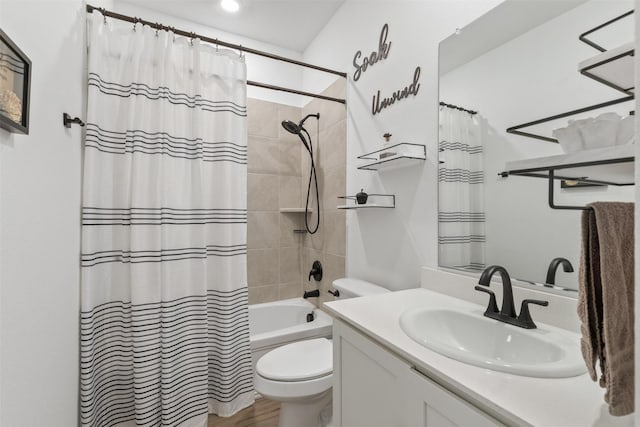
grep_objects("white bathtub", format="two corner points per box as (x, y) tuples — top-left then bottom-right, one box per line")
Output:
(249, 298), (333, 372)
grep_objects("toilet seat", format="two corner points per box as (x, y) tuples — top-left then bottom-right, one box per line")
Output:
(254, 338), (333, 400)
(257, 338), (333, 381)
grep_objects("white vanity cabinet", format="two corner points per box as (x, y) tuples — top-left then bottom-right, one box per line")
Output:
(333, 319), (503, 427)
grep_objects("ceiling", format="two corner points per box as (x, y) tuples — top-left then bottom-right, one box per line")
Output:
(119, 0), (345, 52)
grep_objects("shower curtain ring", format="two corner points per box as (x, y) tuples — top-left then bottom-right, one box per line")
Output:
(99, 7), (106, 24)
(239, 45), (243, 57)
(215, 38), (219, 52)
(133, 17), (138, 31)
(155, 23), (160, 37)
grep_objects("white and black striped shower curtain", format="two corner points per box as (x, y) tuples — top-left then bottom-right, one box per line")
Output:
(80, 14), (253, 427)
(438, 108), (486, 271)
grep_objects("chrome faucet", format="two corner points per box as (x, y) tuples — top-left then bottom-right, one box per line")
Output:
(475, 265), (549, 329)
(545, 257), (574, 285)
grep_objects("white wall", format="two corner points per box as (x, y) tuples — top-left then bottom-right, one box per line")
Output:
(440, 0), (634, 289)
(0, 1), (96, 425)
(302, 1), (502, 289)
(0, 1), (311, 425)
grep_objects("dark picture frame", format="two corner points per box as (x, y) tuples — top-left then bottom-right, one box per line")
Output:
(0, 28), (31, 134)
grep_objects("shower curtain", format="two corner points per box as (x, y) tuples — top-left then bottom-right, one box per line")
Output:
(80, 14), (253, 427)
(438, 107), (486, 271)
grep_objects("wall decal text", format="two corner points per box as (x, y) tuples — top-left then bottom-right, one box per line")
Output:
(352, 23), (391, 82)
(371, 66), (421, 115)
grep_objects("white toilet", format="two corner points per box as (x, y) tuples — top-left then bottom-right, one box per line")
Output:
(254, 278), (390, 427)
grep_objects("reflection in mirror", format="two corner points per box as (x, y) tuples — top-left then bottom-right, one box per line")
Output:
(438, 0), (634, 292)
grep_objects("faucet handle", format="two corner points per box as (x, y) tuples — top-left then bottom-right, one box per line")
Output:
(474, 285), (499, 315)
(517, 299), (549, 329)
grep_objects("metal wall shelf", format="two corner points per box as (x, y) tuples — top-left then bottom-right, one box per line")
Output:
(506, 95), (633, 143)
(579, 42), (634, 95)
(337, 194), (395, 209)
(507, 10), (635, 143)
(499, 145), (634, 210)
(357, 143), (426, 171)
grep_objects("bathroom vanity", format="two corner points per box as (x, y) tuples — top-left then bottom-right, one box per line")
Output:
(323, 269), (633, 427)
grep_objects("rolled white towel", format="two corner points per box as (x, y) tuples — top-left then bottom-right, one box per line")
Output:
(578, 112), (620, 149)
(616, 115), (635, 146)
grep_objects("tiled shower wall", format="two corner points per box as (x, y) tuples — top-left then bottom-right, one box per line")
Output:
(301, 79), (347, 307)
(247, 79), (347, 306)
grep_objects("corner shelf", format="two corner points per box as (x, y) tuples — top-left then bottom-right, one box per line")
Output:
(337, 194), (395, 209)
(579, 42), (633, 95)
(279, 208), (312, 213)
(499, 145), (634, 210)
(357, 143), (426, 171)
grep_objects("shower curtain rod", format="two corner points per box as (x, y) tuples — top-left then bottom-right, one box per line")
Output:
(86, 5), (347, 105)
(439, 102), (477, 115)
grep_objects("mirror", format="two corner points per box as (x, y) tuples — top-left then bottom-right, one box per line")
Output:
(438, 0), (634, 292)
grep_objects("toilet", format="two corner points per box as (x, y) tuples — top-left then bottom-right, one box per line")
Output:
(254, 278), (390, 427)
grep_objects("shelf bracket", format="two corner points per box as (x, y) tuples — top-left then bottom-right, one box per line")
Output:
(548, 170), (591, 211)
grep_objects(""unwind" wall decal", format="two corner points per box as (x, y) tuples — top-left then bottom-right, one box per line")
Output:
(372, 66), (421, 115)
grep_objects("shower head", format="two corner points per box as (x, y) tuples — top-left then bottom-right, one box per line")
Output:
(281, 120), (301, 135)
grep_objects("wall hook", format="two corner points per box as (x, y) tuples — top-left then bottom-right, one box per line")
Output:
(63, 113), (85, 128)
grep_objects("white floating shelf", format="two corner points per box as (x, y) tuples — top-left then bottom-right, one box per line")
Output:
(336, 194), (395, 209)
(579, 42), (634, 95)
(357, 143), (426, 171)
(337, 203), (394, 209)
(279, 208), (312, 213)
(503, 144), (635, 185)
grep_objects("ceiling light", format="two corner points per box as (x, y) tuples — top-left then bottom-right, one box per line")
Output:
(220, 0), (240, 13)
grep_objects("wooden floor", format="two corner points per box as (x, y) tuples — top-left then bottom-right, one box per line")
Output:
(208, 398), (280, 427)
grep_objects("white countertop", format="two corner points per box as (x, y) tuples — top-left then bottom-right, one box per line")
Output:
(324, 288), (633, 427)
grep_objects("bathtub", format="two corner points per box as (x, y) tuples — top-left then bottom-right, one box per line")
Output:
(249, 298), (333, 372)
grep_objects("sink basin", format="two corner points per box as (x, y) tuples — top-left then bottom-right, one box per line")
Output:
(399, 307), (586, 378)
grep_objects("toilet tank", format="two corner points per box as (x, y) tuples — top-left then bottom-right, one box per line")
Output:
(332, 278), (390, 299)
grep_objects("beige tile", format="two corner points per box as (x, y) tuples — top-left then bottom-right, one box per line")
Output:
(277, 104), (302, 143)
(321, 254), (345, 296)
(248, 212), (279, 249)
(317, 97), (346, 131)
(279, 282), (303, 300)
(321, 165), (346, 212)
(248, 136), (280, 174)
(324, 210), (346, 256)
(247, 249), (279, 287)
(280, 213), (304, 247)
(279, 176), (302, 210)
(279, 247), (302, 284)
(248, 285), (279, 305)
(322, 78), (346, 100)
(302, 215), (324, 251)
(248, 98), (279, 138)
(318, 119), (346, 170)
(248, 173), (279, 211)
(279, 139), (302, 176)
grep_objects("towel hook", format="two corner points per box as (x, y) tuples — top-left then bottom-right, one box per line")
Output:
(63, 113), (85, 129)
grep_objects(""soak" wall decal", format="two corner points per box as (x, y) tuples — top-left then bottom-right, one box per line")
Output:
(352, 23), (391, 82)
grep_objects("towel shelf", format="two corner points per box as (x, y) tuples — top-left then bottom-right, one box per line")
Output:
(499, 145), (635, 210)
(579, 42), (634, 95)
(507, 10), (634, 143)
(505, 95), (633, 143)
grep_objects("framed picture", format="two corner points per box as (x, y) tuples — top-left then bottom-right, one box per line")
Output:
(0, 28), (31, 134)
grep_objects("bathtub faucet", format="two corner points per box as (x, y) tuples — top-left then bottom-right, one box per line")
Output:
(303, 289), (320, 299)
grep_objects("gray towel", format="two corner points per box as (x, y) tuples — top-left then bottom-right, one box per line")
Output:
(578, 202), (634, 416)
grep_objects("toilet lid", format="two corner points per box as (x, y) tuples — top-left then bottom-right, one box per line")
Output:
(257, 338), (333, 382)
